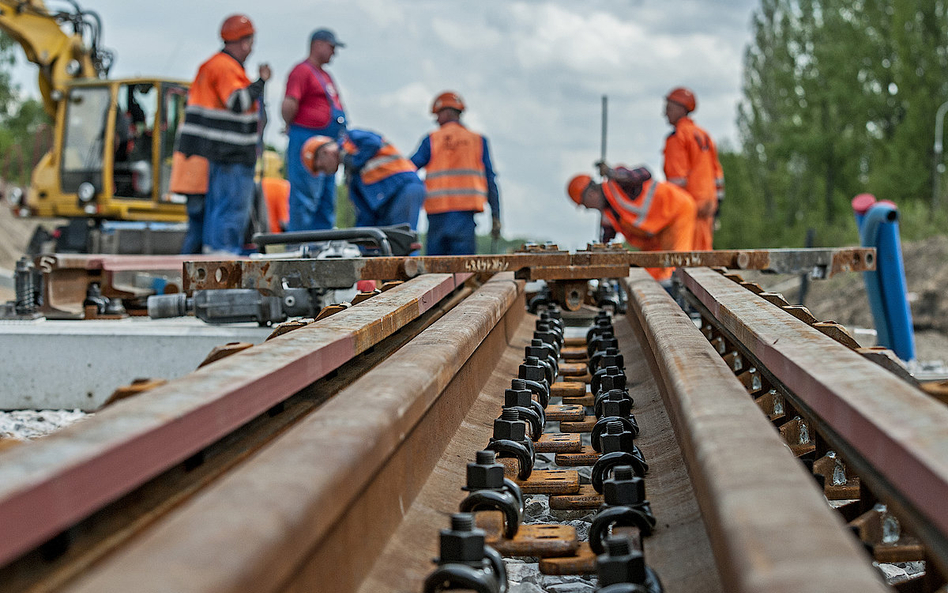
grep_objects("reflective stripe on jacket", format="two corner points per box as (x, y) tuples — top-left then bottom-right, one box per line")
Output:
(423, 122), (488, 214)
(177, 52), (259, 166)
(343, 137), (416, 186)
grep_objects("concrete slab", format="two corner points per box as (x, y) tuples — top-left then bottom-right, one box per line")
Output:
(0, 317), (271, 410)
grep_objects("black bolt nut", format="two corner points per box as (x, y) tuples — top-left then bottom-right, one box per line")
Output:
(493, 408), (526, 442)
(603, 466), (646, 507)
(466, 450), (505, 490)
(601, 420), (635, 454)
(597, 535), (647, 586)
(601, 368), (627, 391)
(504, 386), (533, 409)
(439, 513), (486, 565)
(519, 358), (546, 383)
(601, 390), (633, 418)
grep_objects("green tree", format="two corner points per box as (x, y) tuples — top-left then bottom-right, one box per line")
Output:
(0, 33), (52, 186)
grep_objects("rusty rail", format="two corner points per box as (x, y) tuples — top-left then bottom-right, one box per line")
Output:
(182, 247), (875, 292)
(0, 273), (467, 568)
(623, 268), (888, 593)
(680, 266), (948, 577)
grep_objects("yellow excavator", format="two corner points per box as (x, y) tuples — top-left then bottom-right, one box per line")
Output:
(1, 0), (191, 252)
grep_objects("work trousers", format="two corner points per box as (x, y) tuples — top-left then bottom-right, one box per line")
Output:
(203, 162), (254, 255)
(180, 193), (206, 254)
(426, 210), (477, 256)
(353, 180), (425, 230)
(287, 125), (336, 231)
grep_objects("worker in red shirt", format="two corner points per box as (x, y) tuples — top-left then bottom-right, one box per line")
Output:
(662, 87), (724, 250)
(282, 29), (347, 232)
(567, 165), (695, 282)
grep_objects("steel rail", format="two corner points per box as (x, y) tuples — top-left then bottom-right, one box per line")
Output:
(182, 247), (875, 292)
(61, 274), (525, 593)
(622, 268), (889, 593)
(0, 273), (468, 568)
(680, 266), (948, 577)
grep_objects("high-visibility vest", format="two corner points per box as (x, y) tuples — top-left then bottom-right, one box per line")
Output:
(177, 52), (259, 166)
(601, 179), (696, 281)
(342, 137), (416, 186)
(423, 122), (488, 214)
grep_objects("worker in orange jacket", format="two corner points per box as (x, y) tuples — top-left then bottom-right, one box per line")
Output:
(567, 165), (695, 282)
(662, 87), (723, 250)
(175, 14), (270, 254)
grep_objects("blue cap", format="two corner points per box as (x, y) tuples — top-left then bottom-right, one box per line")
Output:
(310, 28), (345, 48)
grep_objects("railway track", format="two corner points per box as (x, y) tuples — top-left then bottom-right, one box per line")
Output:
(0, 247), (945, 593)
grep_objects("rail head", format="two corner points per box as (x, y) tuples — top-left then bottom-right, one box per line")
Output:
(680, 266), (948, 577)
(623, 268), (889, 593)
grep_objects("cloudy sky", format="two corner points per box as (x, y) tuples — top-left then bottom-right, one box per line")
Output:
(14, 0), (760, 249)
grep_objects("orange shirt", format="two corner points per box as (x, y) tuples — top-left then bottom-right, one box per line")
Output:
(262, 177), (290, 233)
(663, 116), (721, 215)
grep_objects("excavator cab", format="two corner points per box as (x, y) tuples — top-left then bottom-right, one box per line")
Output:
(26, 78), (189, 223)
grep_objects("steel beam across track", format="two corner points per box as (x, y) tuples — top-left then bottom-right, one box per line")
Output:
(0, 273), (467, 569)
(680, 266), (948, 577)
(62, 274), (524, 593)
(623, 268), (888, 593)
(182, 247), (875, 291)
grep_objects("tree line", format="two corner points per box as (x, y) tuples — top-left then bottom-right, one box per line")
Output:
(716, 0), (948, 249)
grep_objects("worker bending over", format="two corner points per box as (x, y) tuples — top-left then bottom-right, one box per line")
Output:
(663, 87), (723, 250)
(176, 14), (270, 254)
(411, 91), (500, 255)
(301, 130), (424, 230)
(567, 165), (695, 282)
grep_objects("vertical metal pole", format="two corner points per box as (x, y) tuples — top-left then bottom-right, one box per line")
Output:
(932, 100), (948, 211)
(598, 95), (608, 242)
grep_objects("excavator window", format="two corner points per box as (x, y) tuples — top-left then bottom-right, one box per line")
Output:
(114, 83), (157, 199)
(61, 86), (109, 196)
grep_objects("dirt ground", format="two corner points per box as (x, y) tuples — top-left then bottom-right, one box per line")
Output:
(0, 206), (945, 364)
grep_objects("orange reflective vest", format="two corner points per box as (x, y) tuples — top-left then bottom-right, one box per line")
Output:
(177, 52), (259, 166)
(601, 179), (696, 281)
(423, 122), (488, 214)
(663, 116), (723, 250)
(341, 137), (416, 186)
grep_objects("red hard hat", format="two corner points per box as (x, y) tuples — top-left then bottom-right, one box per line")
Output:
(567, 174), (592, 205)
(431, 91), (465, 114)
(301, 136), (334, 173)
(666, 87), (696, 113)
(221, 14), (255, 42)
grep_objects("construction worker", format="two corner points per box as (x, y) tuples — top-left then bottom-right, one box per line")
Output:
(301, 130), (424, 230)
(410, 91), (500, 256)
(662, 87), (724, 250)
(176, 14), (270, 254)
(259, 151), (290, 233)
(567, 165), (696, 282)
(282, 28), (347, 232)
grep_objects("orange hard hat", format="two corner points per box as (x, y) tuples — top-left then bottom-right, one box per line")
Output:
(431, 91), (465, 114)
(301, 135), (335, 173)
(567, 174), (592, 205)
(666, 87), (696, 113)
(221, 14), (255, 42)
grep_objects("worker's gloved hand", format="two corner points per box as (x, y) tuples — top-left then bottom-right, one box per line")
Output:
(595, 160), (612, 179)
(600, 222), (617, 243)
(491, 217), (502, 240)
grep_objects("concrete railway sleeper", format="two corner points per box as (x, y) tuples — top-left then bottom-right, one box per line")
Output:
(0, 261), (945, 592)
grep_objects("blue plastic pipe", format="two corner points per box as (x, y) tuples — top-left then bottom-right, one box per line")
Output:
(852, 196), (916, 361)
